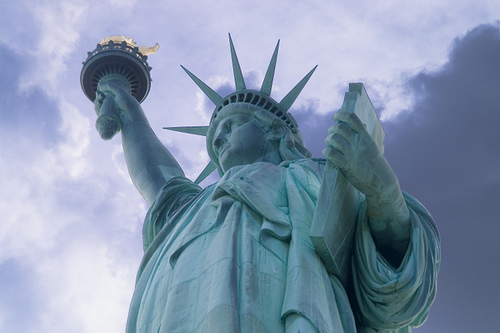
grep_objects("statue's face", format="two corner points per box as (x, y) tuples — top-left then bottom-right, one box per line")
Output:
(212, 114), (273, 173)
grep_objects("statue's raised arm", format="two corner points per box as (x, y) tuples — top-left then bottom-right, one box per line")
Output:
(95, 76), (184, 205)
(80, 36), (185, 205)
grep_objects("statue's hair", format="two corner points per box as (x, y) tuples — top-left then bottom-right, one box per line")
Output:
(206, 102), (311, 173)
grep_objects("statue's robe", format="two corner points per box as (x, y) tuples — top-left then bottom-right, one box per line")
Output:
(126, 159), (440, 333)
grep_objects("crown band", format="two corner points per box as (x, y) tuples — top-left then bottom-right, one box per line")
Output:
(213, 90), (298, 132)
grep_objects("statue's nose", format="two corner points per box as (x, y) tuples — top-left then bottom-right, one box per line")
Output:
(213, 135), (227, 149)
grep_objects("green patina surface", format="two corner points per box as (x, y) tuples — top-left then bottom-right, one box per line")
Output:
(89, 36), (440, 332)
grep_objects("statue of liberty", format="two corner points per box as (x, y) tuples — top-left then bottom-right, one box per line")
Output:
(92, 35), (440, 333)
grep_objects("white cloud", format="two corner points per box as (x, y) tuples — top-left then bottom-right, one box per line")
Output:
(32, 237), (136, 333)
(0, 149), (64, 261)
(19, 1), (88, 93)
(57, 100), (92, 178)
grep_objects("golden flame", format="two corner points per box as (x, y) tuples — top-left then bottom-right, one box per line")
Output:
(99, 35), (159, 56)
(138, 43), (160, 56)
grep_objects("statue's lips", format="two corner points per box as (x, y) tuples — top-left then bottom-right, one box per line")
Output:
(218, 145), (229, 158)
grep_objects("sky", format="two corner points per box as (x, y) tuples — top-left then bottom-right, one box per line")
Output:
(0, 0), (499, 332)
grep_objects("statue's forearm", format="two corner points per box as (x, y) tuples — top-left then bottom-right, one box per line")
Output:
(121, 116), (185, 206)
(94, 80), (185, 205)
(365, 184), (411, 266)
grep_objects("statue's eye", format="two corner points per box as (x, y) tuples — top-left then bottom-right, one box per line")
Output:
(231, 122), (243, 130)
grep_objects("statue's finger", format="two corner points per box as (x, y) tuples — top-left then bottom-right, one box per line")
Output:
(333, 122), (357, 142)
(325, 132), (353, 158)
(332, 110), (366, 134)
(323, 147), (347, 168)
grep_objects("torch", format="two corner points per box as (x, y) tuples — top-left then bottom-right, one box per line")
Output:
(80, 36), (159, 140)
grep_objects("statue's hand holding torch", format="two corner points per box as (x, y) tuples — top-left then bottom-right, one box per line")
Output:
(93, 75), (130, 140)
(81, 35), (158, 140)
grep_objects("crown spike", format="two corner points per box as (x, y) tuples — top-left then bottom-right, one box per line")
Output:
(279, 65), (317, 111)
(163, 126), (209, 136)
(194, 161), (218, 184)
(181, 65), (223, 106)
(229, 34), (246, 91)
(260, 40), (280, 96)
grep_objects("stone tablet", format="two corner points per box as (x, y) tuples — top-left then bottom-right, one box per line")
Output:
(310, 83), (385, 283)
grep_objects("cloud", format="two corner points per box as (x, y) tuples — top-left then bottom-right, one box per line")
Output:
(18, 2), (87, 94)
(382, 22), (500, 331)
(0, 44), (65, 260)
(0, 45), (62, 140)
(385, 22), (500, 206)
(0, 40), (144, 333)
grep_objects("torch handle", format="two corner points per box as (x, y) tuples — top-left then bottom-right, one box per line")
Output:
(96, 94), (121, 140)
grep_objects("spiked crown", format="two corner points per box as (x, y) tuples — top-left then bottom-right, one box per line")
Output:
(165, 34), (316, 183)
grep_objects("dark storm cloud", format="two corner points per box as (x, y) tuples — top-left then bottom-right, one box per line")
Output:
(292, 99), (332, 158)
(381, 23), (500, 331)
(292, 23), (500, 332)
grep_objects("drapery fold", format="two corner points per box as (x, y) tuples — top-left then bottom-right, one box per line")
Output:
(353, 193), (440, 332)
(127, 160), (440, 333)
